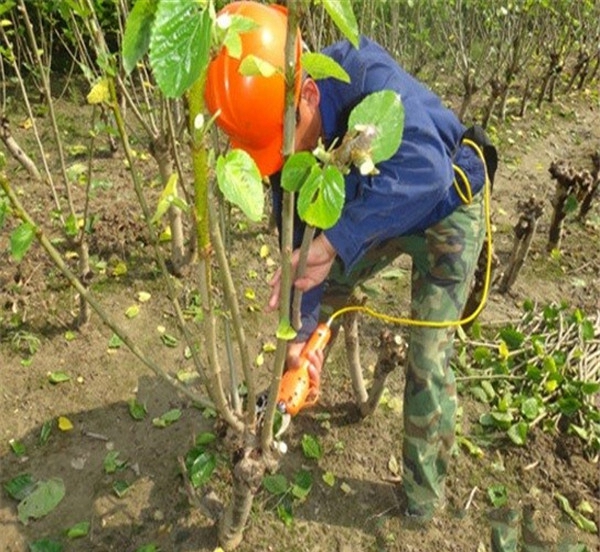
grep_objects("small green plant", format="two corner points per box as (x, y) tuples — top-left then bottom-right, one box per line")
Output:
(262, 468), (313, 526)
(456, 301), (600, 460)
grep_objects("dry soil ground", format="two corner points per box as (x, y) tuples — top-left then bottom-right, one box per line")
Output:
(0, 88), (599, 552)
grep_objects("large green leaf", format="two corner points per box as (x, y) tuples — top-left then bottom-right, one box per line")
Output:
(149, 0), (210, 97)
(301, 52), (350, 83)
(10, 222), (35, 262)
(216, 150), (264, 222)
(322, 0), (359, 48)
(281, 152), (317, 192)
(122, 0), (158, 74)
(17, 478), (65, 525)
(347, 90), (404, 164)
(188, 451), (216, 487)
(297, 165), (345, 230)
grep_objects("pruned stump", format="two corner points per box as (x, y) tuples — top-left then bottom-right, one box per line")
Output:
(462, 236), (499, 327)
(499, 196), (544, 293)
(343, 310), (407, 419)
(548, 157), (599, 251)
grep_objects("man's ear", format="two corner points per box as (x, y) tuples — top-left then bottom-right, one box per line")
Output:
(301, 78), (320, 108)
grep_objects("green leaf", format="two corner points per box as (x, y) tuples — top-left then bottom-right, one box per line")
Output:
(301, 434), (323, 460)
(276, 501), (294, 526)
(149, 0), (210, 97)
(499, 326), (525, 349)
(507, 421), (528, 445)
(291, 469), (313, 500)
(555, 492), (598, 533)
(151, 173), (185, 224)
(112, 480), (130, 498)
(490, 410), (513, 429)
(122, 0), (158, 74)
(103, 451), (127, 474)
(347, 90), (404, 165)
(195, 432), (217, 446)
(152, 408), (182, 428)
(108, 333), (123, 349)
(128, 399), (147, 421)
(262, 474), (288, 495)
(9, 438), (26, 456)
(297, 165), (345, 229)
(17, 478), (65, 525)
(473, 346), (491, 363)
(216, 14), (258, 59)
(580, 319), (594, 340)
(301, 52), (350, 83)
(48, 371), (70, 384)
(487, 484), (508, 507)
(564, 193), (579, 214)
(322, 0), (359, 47)
(239, 54), (278, 77)
(135, 545), (159, 552)
(581, 381), (600, 395)
(469, 386), (489, 403)
(276, 318), (297, 341)
(160, 333), (178, 347)
(281, 152), (317, 193)
(558, 397), (581, 416)
(216, 149), (264, 222)
(10, 222), (35, 262)
(520, 397), (539, 420)
(4, 473), (36, 501)
(0, 197), (8, 229)
(64, 213), (78, 237)
(188, 451), (216, 487)
(322, 471), (335, 487)
(0, 1), (16, 18)
(28, 539), (64, 552)
(39, 420), (52, 445)
(66, 521), (90, 539)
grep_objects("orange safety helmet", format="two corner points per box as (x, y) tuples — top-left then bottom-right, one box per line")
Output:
(205, 1), (302, 176)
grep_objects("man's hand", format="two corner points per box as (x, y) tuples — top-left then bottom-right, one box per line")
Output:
(286, 341), (324, 391)
(267, 233), (336, 312)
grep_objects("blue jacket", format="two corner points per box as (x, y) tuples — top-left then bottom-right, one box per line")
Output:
(271, 37), (486, 340)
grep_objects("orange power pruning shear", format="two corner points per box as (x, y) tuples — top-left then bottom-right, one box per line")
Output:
(276, 321), (332, 416)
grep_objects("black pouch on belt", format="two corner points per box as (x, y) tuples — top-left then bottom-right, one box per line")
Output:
(462, 125), (498, 190)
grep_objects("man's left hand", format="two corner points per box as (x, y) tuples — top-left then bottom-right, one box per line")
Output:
(267, 233), (336, 312)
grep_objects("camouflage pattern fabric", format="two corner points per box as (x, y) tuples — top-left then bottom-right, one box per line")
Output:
(490, 508), (520, 552)
(320, 190), (486, 518)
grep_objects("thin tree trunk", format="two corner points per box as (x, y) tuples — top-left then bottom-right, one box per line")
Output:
(0, 115), (42, 180)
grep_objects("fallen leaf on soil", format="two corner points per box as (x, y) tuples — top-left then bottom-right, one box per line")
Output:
(125, 305), (140, 318)
(17, 478), (65, 525)
(57, 416), (73, 431)
(48, 371), (70, 384)
(66, 520), (90, 538)
(136, 291), (151, 303)
(152, 408), (182, 428)
(388, 454), (400, 476)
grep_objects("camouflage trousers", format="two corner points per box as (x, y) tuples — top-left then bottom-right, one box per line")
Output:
(320, 190), (486, 517)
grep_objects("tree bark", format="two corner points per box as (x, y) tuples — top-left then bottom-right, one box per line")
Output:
(218, 448), (265, 551)
(0, 115), (42, 181)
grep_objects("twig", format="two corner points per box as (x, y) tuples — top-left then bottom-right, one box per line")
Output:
(464, 486), (479, 511)
(81, 430), (109, 441)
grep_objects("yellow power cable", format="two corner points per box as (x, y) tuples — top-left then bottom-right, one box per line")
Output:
(328, 138), (493, 329)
